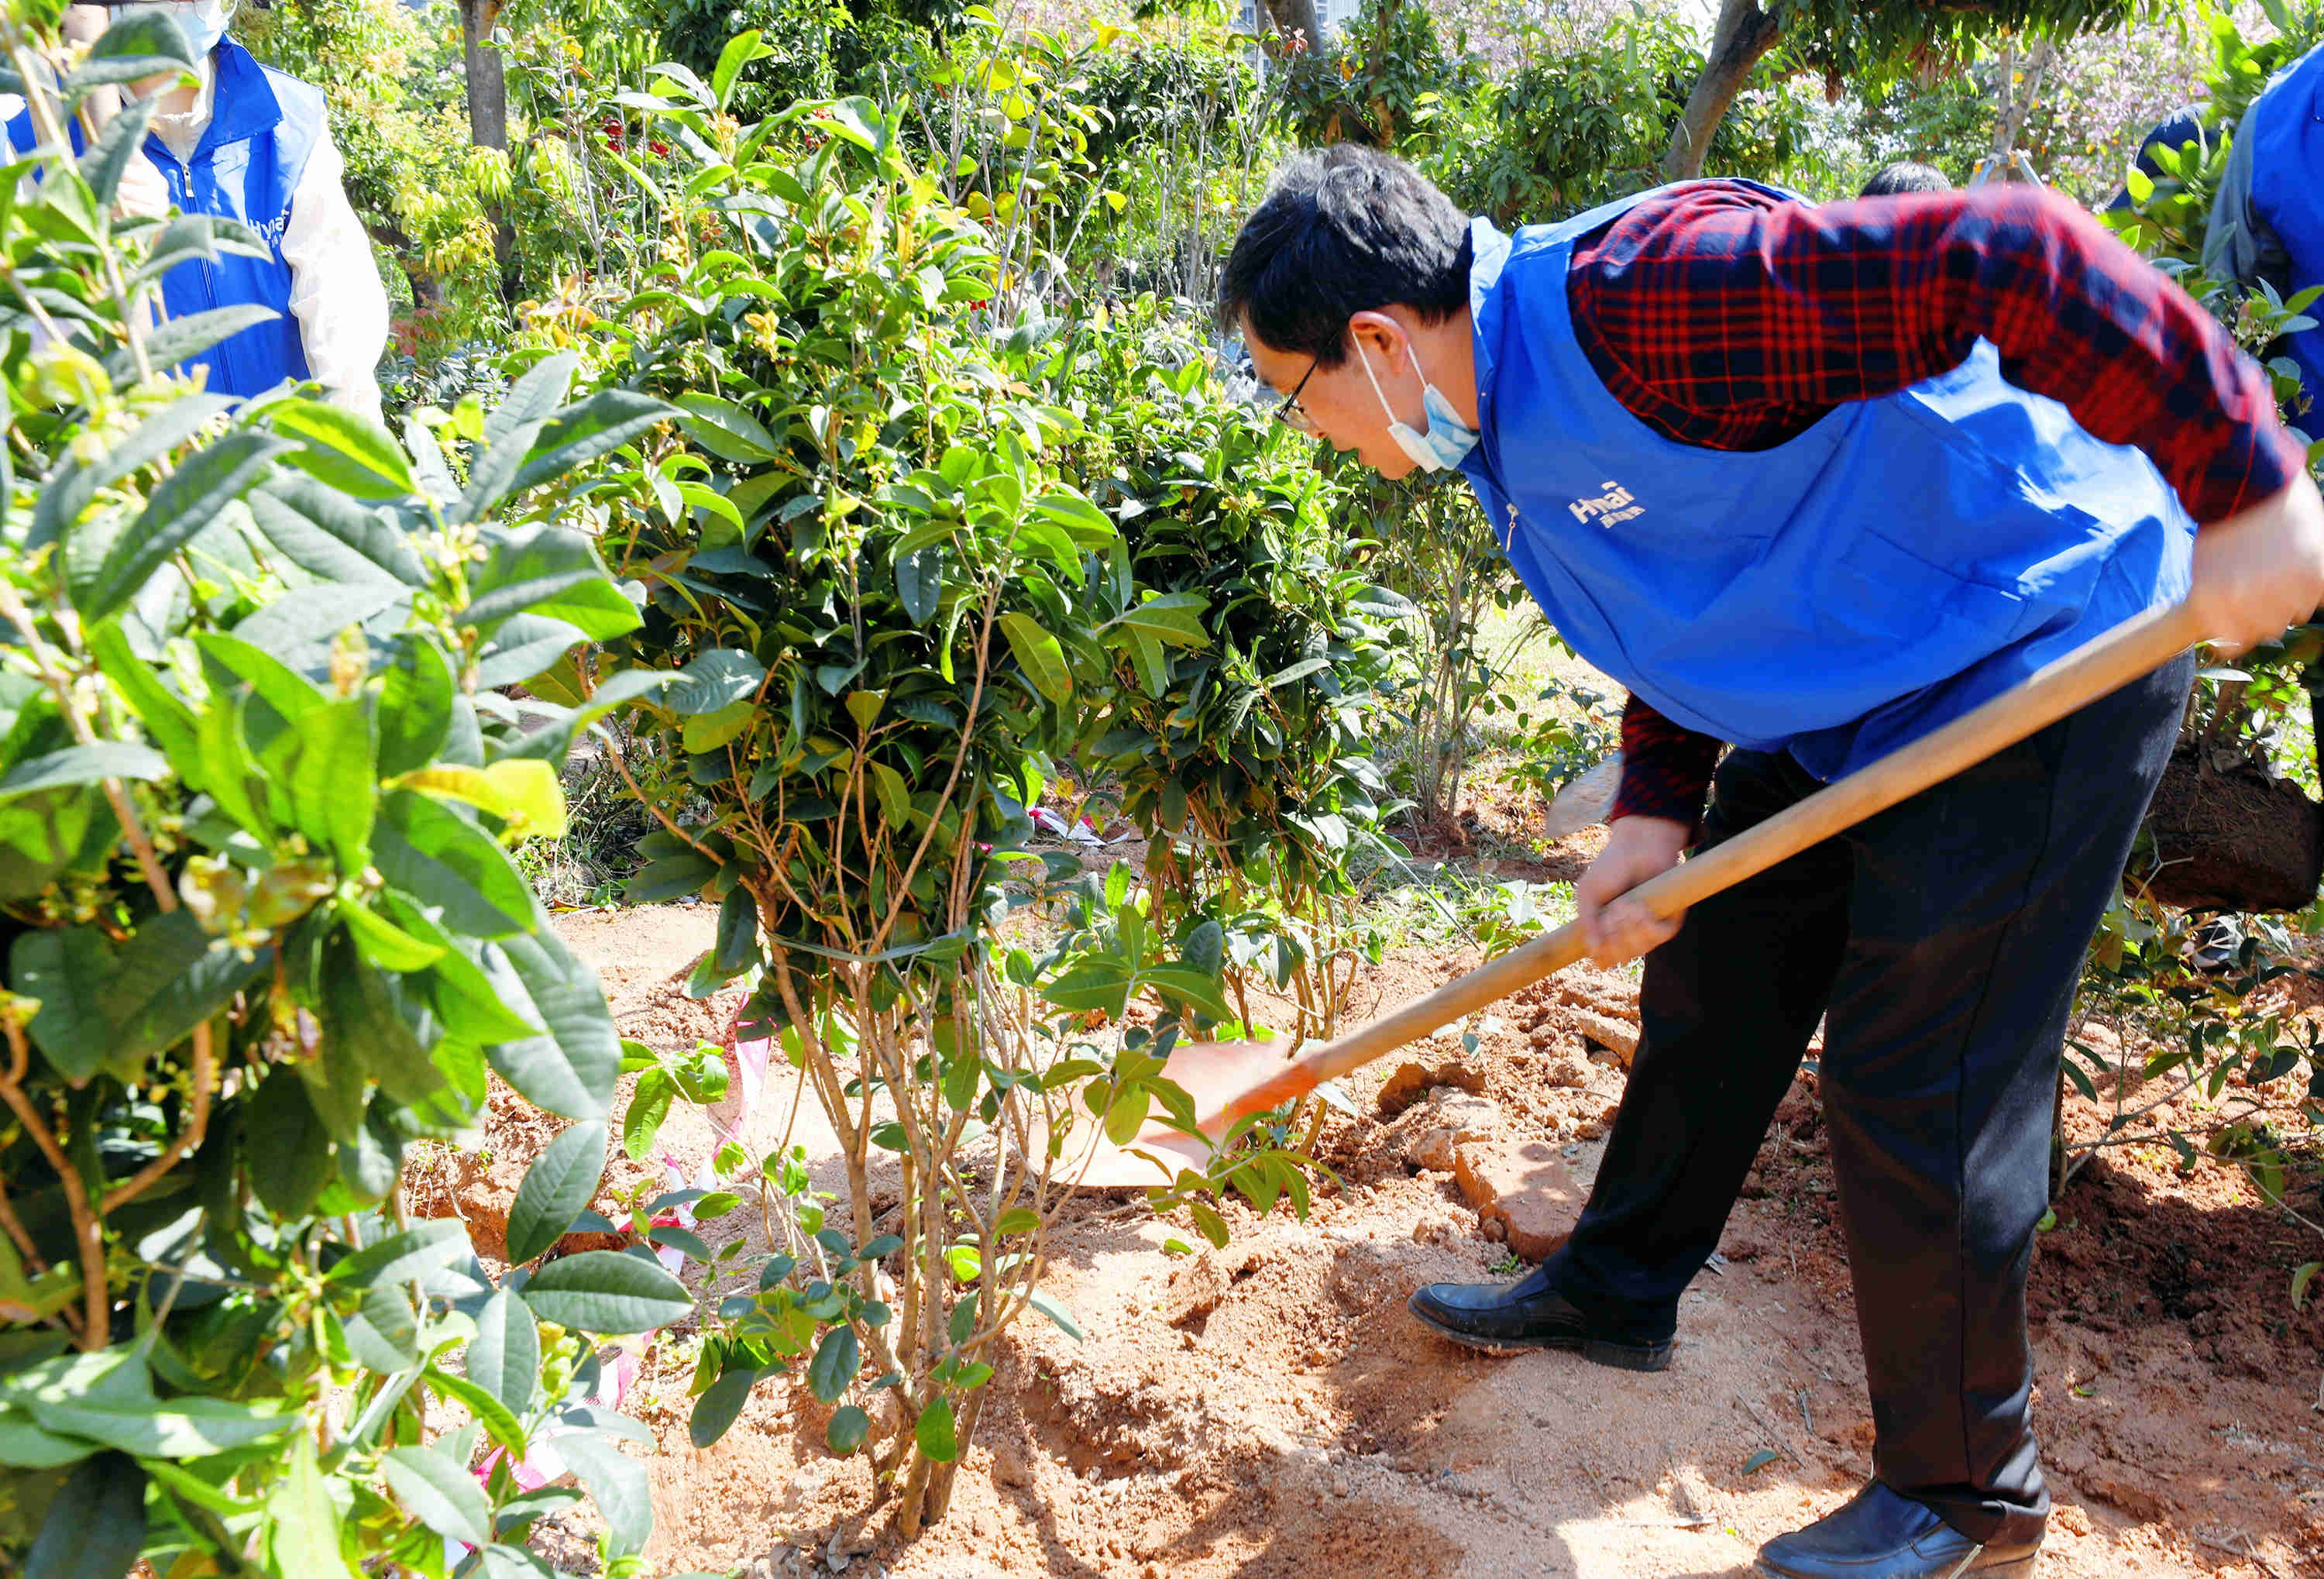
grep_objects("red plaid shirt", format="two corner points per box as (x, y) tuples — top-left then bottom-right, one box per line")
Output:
(1569, 182), (2306, 826)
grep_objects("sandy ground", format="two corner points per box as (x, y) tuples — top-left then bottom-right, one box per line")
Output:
(423, 879), (2324, 1579)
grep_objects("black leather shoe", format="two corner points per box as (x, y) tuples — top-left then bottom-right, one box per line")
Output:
(1405, 1268), (1673, 1371)
(1756, 1482), (2043, 1578)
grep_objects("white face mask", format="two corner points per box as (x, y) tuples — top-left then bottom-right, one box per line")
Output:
(115, 0), (236, 58)
(1357, 338), (1479, 473)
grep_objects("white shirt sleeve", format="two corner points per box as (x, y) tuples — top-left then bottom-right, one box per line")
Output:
(280, 126), (390, 424)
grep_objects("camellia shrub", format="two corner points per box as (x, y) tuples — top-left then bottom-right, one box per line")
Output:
(0, 8), (687, 1572)
(529, 58), (1265, 1539)
(1058, 311), (1404, 1049)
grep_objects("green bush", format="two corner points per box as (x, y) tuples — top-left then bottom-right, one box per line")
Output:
(1061, 309), (1404, 1044)
(524, 57), (1271, 1539)
(0, 9), (682, 1571)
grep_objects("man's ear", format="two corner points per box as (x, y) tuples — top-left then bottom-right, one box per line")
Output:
(1344, 310), (1410, 369)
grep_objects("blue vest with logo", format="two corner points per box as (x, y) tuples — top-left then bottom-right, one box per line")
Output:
(5, 37), (318, 397)
(1457, 186), (2195, 782)
(2244, 42), (2324, 401)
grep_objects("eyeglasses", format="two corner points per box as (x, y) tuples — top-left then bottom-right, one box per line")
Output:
(1273, 358), (1319, 435)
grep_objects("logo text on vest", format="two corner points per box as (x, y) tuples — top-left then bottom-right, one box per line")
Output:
(1568, 480), (1643, 528)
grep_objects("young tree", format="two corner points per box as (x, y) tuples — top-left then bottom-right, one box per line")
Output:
(1662, 0), (2168, 181)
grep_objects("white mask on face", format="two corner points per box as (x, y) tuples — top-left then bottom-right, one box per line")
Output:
(1357, 336), (1479, 472)
(115, 0), (236, 58)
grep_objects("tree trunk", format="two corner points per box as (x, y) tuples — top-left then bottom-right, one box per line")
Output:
(1986, 39), (2055, 168)
(1661, 0), (1783, 181)
(459, 0), (507, 152)
(459, 0), (517, 301)
(1260, 0), (1328, 61)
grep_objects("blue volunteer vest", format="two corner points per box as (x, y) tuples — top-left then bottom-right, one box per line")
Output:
(2243, 42), (2324, 401)
(1459, 186), (2195, 781)
(5, 37), (318, 397)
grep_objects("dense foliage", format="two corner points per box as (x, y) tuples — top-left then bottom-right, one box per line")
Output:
(0, 5), (691, 1572)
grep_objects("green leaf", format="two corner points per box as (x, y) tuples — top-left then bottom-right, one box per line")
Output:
(914, 1394), (958, 1462)
(665, 648), (768, 714)
(245, 1072), (333, 1218)
(712, 27), (774, 109)
(557, 1433), (653, 1558)
(483, 926), (620, 1119)
(88, 622), (198, 767)
(1143, 965), (1236, 1023)
(1031, 490), (1119, 547)
(321, 943), (444, 1107)
(264, 1436), (353, 1578)
(325, 1220), (469, 1288)
(469, 1289), (541, 1418)
(77, 432), (296, 623)
(374, 790), (538, 938)
(397, 760), (567, 840)
(688, 1364), (758, 1448)
(491, 1488), (583, 1542)
(507, 1121), (608, 1264)
(806, 1326), (858, 1404)
(285, 699), (376, 870)
(28, 1394), (289, 1458)
(674, 391), (782, 462)
(1103, 1085), (1150, 1147)
(623, 1068), (675, 1162)
(999, 612), (1071, 703)
(383, 1445), (492, 1548)
(521, 1250), (693, 1333)
(825, 1403), (871, 1454)
(894, 548), (942, 624)
(247, 475), (431, 588)
(474, 1544), (559, 1579)
(70, 8), (197, 88)
(682, 699), (754, 753)
(12, 912), (266, 1084)
(269, 397), (419, 500)
(0, 742), (167, 802)
(486, 353), (579, 451)
(0, 1408), (95, 1470)
(1742, 1448), (1782, 1474)
(33, 394), (232, 552)
(1024, 1287), (1081, 1340)
(75, 93), (160, 213)
(25, 1452), (145, 1579)
(463, 526), (639, 640)
(2294, 1260), (2321, 1311)
(423, 1368), (524, 1455)
(339, 900), (445, 972)
(628, 849), (721, 904)
(511, 388), (675, 494)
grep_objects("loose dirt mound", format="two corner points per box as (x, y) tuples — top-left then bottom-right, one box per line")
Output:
(462, 903), (2324, 1579)
(2142, 748), (2324, 913)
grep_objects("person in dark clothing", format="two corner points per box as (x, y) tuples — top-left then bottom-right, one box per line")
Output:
(1860, 160), (1951, 196)
(1219, 145), (2323, 1579)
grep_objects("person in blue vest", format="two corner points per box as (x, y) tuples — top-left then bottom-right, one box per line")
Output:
(1221, 146), (2323, 1579)
(2210, 41), (2324, 412)
(5, 1), (388, 418)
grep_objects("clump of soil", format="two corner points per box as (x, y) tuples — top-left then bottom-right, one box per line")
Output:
(2141, 747), (2323, 913)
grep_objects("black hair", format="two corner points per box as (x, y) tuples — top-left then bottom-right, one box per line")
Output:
(1217, 143), (1472, 367)
(1858, 161), (1952, 198)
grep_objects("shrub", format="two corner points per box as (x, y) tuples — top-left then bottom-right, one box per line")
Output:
(1060, 311), (1404, 1046)
(533, 66), (1256, 1539)
(0, 9), (679, 1570)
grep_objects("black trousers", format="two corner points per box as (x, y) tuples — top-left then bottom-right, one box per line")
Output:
(1536, 652), (2193, 1545)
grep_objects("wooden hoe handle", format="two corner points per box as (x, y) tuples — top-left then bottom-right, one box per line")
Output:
(1205, 600), (2210, 1131)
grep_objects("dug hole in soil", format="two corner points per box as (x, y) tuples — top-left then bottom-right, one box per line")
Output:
(420, 867), (2324, 1579)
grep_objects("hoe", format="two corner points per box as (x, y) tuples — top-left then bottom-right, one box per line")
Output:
(1076, 600), (2209, 1186)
